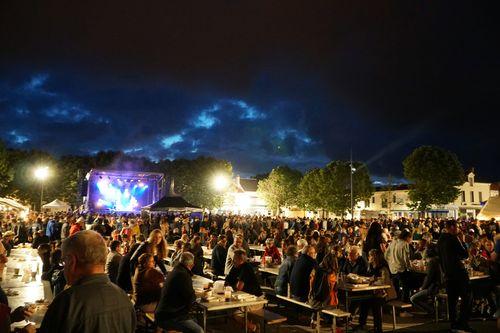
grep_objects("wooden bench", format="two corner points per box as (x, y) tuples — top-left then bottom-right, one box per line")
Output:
(321, 308), (351, 333)
(386, 300), (412, 331)
(276, 295), (320, 333)
(249, 308), (287, 333)
(144, 313), (181, 333)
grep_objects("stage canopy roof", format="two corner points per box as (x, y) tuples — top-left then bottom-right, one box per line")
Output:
(142, 178), (202, 212)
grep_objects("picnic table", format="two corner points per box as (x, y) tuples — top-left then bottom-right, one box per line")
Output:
(197, 291), (268, 333)
(337, 281), (392, 311)
(258, 266), (279, 276)
(3, 247), (47, 329)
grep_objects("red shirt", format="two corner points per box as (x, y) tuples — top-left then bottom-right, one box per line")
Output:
(263, 245), (282, 265)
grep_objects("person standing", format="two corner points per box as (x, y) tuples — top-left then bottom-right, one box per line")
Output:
(437, 220), (473, 333)
(384, 229), (413, 302)
(39, 230), (136, 333)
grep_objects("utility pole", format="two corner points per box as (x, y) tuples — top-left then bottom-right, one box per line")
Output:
(350, 149), (354, 221)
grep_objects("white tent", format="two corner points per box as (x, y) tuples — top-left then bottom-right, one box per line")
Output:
(477, 196), (500, 221)
(0, 197), (29, 212)
(42, 199), (70, 213)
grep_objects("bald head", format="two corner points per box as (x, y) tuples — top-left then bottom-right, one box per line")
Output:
(62, 230), (107, 266)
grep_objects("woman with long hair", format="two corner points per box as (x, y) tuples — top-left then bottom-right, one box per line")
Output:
(130, 229), (168, 276)
(356, 249), (397, 333)
(133, 253), (164, 313)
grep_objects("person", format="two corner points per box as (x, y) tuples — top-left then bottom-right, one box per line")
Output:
(116, 241), (141, 293)
(410, 244), (441, 314)
(155, 252), (203, 333)
(60, 217), (70, 240)
(362, 221), (385, 256)
(275, 245), (298, 296)
(32, 230), (49, 249)
(170, 239), (184, 266)
(190, 235), (204, 275)
(290, 245), (318, 302)
(262, 238), (282, 265)
(39, 230), (136, 333)
(226, 249), (263, 297)
(356, 249), (397, 333)
(211, 235), (228, 277)
(341, 246), (368, 275)
(133, 253), (164, 313)
(308, 252), (339, 330)
(105, 240), (123, 284)
(41, 248), (65, 295)
(225, 249), (263, 332)
(437, 220), (473, 332)
(69, 217), (84, 237)
(384, 229), (413, 301)
(130, 229), (168, 276)
(0, 237), (7, 281)
(0, 285), (36, 333)
(1, 231), (15, 256)
(225, 234), (244, 275)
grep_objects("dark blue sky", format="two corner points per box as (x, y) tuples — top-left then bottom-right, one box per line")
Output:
(1, 2), (499, 181)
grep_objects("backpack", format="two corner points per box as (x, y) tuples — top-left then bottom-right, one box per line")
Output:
(308, 268), (332, 309)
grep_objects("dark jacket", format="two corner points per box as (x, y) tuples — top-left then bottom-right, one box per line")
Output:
(275, 255), (296, 296)
(341, 256), (368, 276)
(155, 264), (196, 321)
(211, 243), (227, 276)
(437, 233), (468, 280)
(39, 274), (136, 333)
(290, 253), (317, 301)
(190, 243), (204, 276)
(116, 242), (141, 292)
(421, 256), (441, 295)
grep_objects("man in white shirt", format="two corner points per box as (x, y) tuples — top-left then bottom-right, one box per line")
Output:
(385, 229), (413, 303)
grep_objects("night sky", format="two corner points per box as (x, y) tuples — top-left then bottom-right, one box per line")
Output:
(1, 2), (499, 181)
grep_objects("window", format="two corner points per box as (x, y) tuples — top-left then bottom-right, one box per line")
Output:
(479, 191), (483, 202)
(393, 195), (397, 203)
(381, 198), (388, 208)
(372, 197), (375, 204)
(470, 191), (474, 203)
(461, 191), (466, 203)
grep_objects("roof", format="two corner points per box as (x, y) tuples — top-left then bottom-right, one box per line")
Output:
(143, 195), (201, 212)
(87, 169), (164, 180)
(374, 184), (411, 192)
(239, 178), (258, 192)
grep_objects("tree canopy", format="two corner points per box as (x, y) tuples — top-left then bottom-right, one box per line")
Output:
(403, 145), (464, 212)
(257, 166), (302, 215)
(0, 146), (232, 210)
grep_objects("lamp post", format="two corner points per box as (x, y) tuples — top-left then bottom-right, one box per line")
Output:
(350, 150), (356, 221)
(212, 174), (229, 192)
(34, 166), (49, 211)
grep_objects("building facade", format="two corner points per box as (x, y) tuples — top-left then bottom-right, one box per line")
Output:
(363, 171), (496, 219)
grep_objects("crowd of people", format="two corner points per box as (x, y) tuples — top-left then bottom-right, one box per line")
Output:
(0, 210), (499, 333)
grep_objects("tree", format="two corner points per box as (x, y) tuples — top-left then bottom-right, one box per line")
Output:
(321, 161), (374, 217)
(0, 141), (13, 196)
(160, 156), (232, 209)
(403, 146), (464, 212)
(298, 168), (324, 212)
(257, 166), (302, 215)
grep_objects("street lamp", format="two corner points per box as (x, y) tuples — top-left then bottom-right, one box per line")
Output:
(34, 166), (50, 211)
(213, 174), (230, 191)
